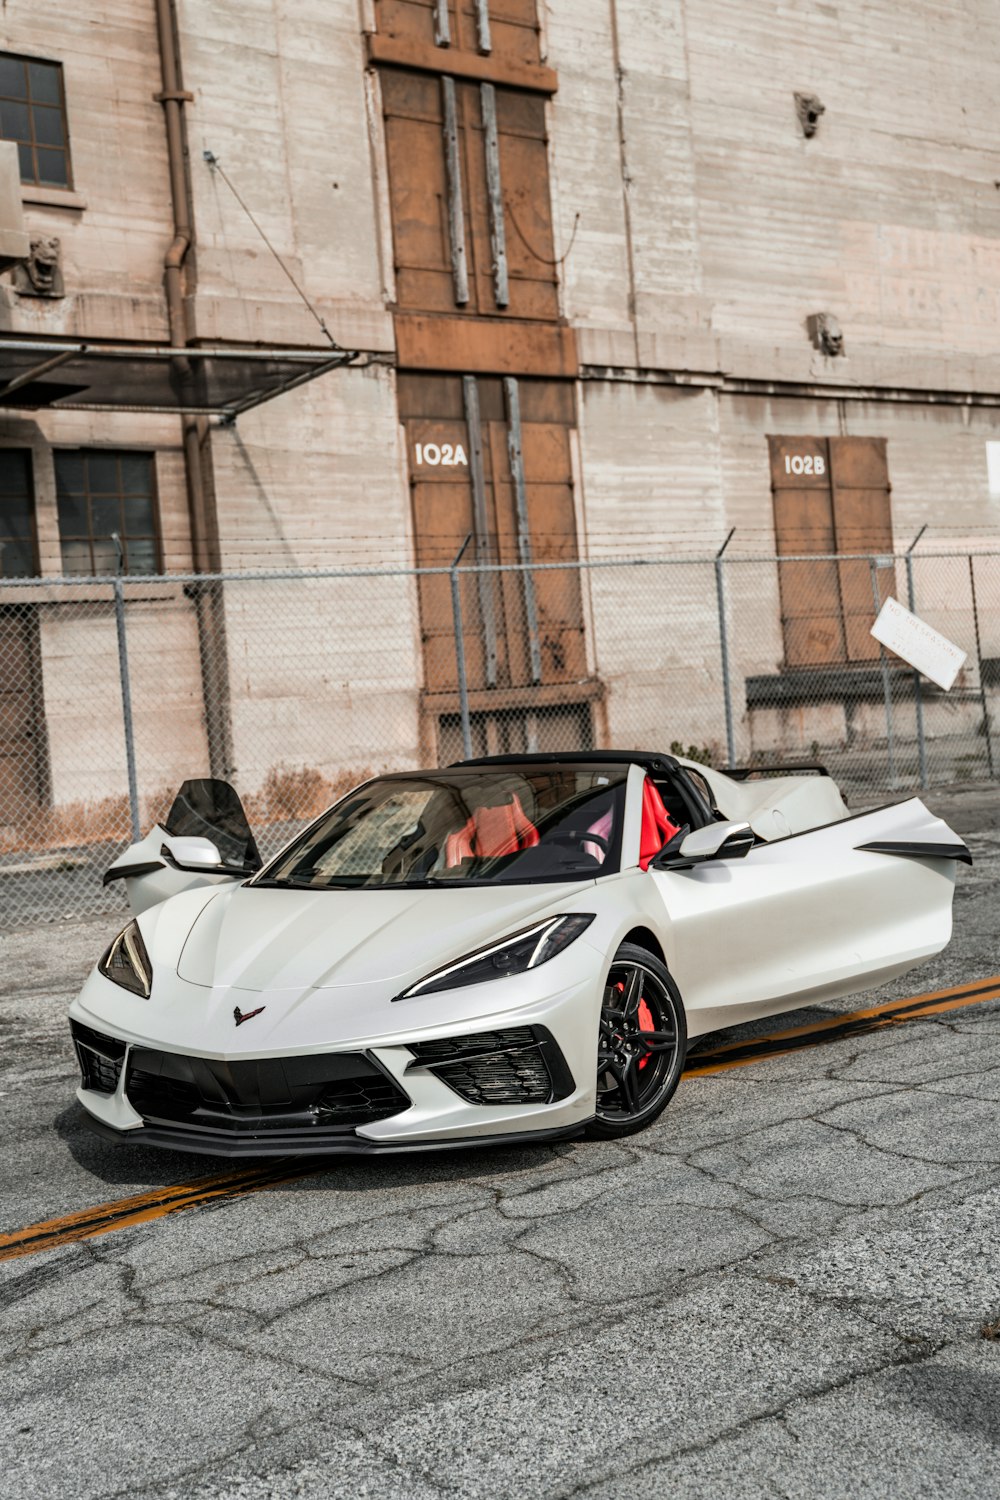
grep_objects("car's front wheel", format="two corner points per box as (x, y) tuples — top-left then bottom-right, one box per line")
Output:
(586, 942), (688, 1138)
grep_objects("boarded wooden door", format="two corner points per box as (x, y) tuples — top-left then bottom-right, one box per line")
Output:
(829, 437), (894, 661)
(769, 436), (893, 667)
(381, 69), (558, 321)
(399, 372), (584, 694)
(374, 0), (543, 65)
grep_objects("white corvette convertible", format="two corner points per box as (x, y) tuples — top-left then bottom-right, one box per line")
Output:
(70, 752), (969, 1157)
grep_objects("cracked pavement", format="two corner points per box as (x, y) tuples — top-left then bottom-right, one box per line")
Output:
(2, 786), (999, 1499)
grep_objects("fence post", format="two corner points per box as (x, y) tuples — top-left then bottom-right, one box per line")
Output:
(905, 528), (929, 791)
(715, 529), (736, 766)
(968, 555), (995, 780)
(450, 535), (473, 760)
(111, 536), (141, 842)
(870, 555), (897, 788)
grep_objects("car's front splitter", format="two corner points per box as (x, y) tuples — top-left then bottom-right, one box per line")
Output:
(78, 1109), (588, 1158)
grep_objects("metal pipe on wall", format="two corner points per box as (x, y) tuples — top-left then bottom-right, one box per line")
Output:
(153, 0), (191, 346)
(968, 555), (995, 779)
(153, 0), (233, 776)
(905, 526), (929, 790)
(153, 0), (216, 571)
(870, 556), (897, 787)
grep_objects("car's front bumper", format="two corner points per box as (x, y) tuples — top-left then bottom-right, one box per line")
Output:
(70, 952), (604, 1156)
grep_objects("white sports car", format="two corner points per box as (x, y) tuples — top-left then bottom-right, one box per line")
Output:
(70, 752), (969, 1157)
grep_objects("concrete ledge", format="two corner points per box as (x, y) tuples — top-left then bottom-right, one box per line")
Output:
(746, 666), (918, 708)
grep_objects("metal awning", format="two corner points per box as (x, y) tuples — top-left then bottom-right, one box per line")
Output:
(0, 339), (356, 418)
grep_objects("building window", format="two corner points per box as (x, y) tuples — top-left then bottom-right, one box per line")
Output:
(55, 451), (159, 575)
(0, 449), (38, 578)
(0, 53), (71, 189)
(769, 436), (893, 667)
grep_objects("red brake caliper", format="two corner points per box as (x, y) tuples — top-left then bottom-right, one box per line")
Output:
(637, 997), (654, 1069)
(614, 980), (653, 1070)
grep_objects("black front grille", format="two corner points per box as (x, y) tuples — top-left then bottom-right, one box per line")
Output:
(123, 1047), (410, 1136)
(71, 1021), (127, 1095)
(408, 1026), (574, 1107)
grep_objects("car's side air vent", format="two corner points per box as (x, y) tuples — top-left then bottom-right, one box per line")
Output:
(407, 1026), (574, 1107)
(71, 1021), (127, 1095)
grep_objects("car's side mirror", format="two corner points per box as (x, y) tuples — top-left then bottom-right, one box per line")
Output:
(653, 819), (755, 869)
(160, 836), (246, 875)
(162, 777), (262, 872)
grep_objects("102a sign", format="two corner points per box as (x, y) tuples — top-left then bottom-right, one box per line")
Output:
(414, 442), (468, 467)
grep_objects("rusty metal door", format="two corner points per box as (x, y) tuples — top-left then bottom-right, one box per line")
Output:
(399, 372), (584, 696)
(483, 378), (584, 685)
(769, 435), (893, 667)
(0, 606), (48, 831)
(380, 69), (558, 321)
(769, 436), (845, 667)
(374, 0), (543, 68)
(829, 437), (893, 662)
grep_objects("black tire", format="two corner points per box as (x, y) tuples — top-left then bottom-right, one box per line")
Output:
(586, 942), (688, 1139)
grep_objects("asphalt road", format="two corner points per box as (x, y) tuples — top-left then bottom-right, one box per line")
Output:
(2, 786), (1000, 1499)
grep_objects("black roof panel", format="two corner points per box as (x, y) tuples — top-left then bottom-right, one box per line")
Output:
(452, 751), (681, 774)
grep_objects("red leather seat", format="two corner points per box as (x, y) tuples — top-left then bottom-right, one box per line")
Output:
(445, 793), (540, 866)
(639, 778), (680, 870)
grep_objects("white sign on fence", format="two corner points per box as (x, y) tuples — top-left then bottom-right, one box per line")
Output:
(870, 596), (967, 691)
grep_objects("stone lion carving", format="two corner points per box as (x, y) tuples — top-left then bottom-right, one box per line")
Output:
(809, 312), (844, 357)
(794, 92), (825, 138)
(13, 236), (65, 298)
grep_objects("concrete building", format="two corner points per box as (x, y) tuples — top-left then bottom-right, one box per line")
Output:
(2, 0), (1000, 843)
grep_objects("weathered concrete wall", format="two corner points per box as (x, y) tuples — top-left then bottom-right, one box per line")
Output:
(680, 0), (1000, 381)
(545, 0), (1000, 391)
(210, 363), (423, 789)
(178, 0), (395, 354)
(0, 0), (420, 824)
(39, 589), (210, 810)
(0, 0), (173, 342)
(577, 381), (729, 752)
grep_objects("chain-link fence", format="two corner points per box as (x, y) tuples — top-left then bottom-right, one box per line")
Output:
(2, 549), (998, 926)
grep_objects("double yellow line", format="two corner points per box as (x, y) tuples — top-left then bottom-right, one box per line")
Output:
(0, 1160), (318, 1263)
(685, 972), (1000, 1075)
(2, 972), (998, 1264)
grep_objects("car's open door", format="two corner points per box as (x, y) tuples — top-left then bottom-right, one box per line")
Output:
(103, 778), (262, 916)
(650, 797), (969, 1035)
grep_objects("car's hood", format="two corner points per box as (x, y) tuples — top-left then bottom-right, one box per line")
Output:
(175, 879), (595, 992)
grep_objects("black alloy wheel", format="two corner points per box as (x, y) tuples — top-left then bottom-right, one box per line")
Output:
(587, 942), (687, 1138)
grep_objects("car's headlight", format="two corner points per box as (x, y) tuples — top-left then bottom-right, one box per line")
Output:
(98, 919), (153, 999)
(394, 913), (595, 1001)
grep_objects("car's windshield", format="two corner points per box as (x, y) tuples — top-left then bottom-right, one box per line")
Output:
(252, 766), (628, 889)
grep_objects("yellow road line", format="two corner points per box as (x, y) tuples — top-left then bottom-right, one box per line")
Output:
(0, 1161), (315, 1263)
(3, 973), (1000, 1264)
(684, 973), (1000, 1076)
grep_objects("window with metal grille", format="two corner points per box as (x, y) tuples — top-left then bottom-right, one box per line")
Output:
(0, 449), (38, 577)
(0, 53), (71, 189)
(769, 436), (894, 667)
(55, 451), (160, 576)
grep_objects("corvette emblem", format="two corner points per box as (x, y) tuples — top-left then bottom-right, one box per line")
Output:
(233, 1005), (265, 1027)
